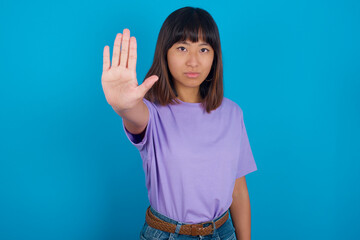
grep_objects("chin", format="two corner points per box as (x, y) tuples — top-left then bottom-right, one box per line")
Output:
(182, 82), (202, 88)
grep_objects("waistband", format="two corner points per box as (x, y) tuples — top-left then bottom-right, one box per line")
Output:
(149, 205), (229, 225)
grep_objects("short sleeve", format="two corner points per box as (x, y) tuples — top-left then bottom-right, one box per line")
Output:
(121, 98), (155, 152)
(236, 109), (257, 179)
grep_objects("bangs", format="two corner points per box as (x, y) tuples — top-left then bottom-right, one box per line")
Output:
(167, 9), (218, 49)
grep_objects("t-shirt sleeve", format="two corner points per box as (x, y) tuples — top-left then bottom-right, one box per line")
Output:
(236, 108), (257, 179)
(121, 98), (155, 152)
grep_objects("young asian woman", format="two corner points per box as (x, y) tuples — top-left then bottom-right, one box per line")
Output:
(101, 6), (257, 240)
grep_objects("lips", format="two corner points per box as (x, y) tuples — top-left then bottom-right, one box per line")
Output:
(184, 72), (200, 78)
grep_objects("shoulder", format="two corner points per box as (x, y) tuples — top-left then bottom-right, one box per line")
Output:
(143, 98), (160, 113)
(222, 97), (244, 116)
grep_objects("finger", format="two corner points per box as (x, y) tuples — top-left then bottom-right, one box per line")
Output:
(103, 45), (110, 72)
(137, 75), (159, 97)
(120, 28), (130, 68)
(127, 36), (137, 70)
(112, 33), (122, 67)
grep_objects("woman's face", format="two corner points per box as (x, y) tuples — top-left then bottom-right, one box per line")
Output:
(167, 38), (214, 95)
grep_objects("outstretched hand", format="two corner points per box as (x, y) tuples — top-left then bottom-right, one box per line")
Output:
(101, 28), (158, 110)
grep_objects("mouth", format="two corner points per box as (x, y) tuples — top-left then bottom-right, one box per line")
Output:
(184, 72), (200, 78)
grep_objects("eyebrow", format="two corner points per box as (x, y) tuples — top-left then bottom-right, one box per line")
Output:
(177, 41), (210, 46)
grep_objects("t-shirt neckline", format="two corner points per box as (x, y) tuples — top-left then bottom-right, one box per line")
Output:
(176, 98), (202, 107)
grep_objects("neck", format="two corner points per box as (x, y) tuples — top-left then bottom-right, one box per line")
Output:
(176, 91), (202, 103)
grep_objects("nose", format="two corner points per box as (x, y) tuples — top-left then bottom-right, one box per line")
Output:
(186, 52), (199, 67)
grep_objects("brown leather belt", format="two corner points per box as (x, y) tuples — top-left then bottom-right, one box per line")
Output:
(145, 206), (229, 236)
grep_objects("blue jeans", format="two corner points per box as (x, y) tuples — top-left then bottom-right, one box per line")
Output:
(140, 206), (237, 240)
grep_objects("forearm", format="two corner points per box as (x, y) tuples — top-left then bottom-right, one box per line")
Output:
(112, 100), (149, 134)
(229, 192), (251, 240)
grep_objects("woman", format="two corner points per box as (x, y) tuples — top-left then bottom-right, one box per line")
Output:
(101, 6), (257, 240)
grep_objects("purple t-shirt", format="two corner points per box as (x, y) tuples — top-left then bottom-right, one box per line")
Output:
(122, 97), (257, 224)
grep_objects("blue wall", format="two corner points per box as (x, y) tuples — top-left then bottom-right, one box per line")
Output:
(1, 0), (359, 239)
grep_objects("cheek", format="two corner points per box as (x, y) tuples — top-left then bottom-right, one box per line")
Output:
(168, 57), (183, 75)
(208, 55), (215, 69)
(204, 58), (214, 71)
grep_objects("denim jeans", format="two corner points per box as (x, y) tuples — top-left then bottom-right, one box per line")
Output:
(140, 206), (237, 240)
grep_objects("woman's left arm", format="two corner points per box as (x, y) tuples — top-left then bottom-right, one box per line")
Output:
(229, 176), (251, 240)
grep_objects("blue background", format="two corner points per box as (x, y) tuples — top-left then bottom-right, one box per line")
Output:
(1, 0), (359, 239)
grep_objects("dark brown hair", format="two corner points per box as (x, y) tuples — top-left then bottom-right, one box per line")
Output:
(143, 6), (224, 113)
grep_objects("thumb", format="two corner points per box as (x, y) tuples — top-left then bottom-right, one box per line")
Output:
(138, 75), (159, 97)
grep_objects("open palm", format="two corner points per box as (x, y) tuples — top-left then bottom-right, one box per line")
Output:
(101, 29), (158, 111)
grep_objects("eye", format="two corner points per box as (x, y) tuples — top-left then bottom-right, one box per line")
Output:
(177, 46), (187, 52)
(200, 48), (210, 53)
